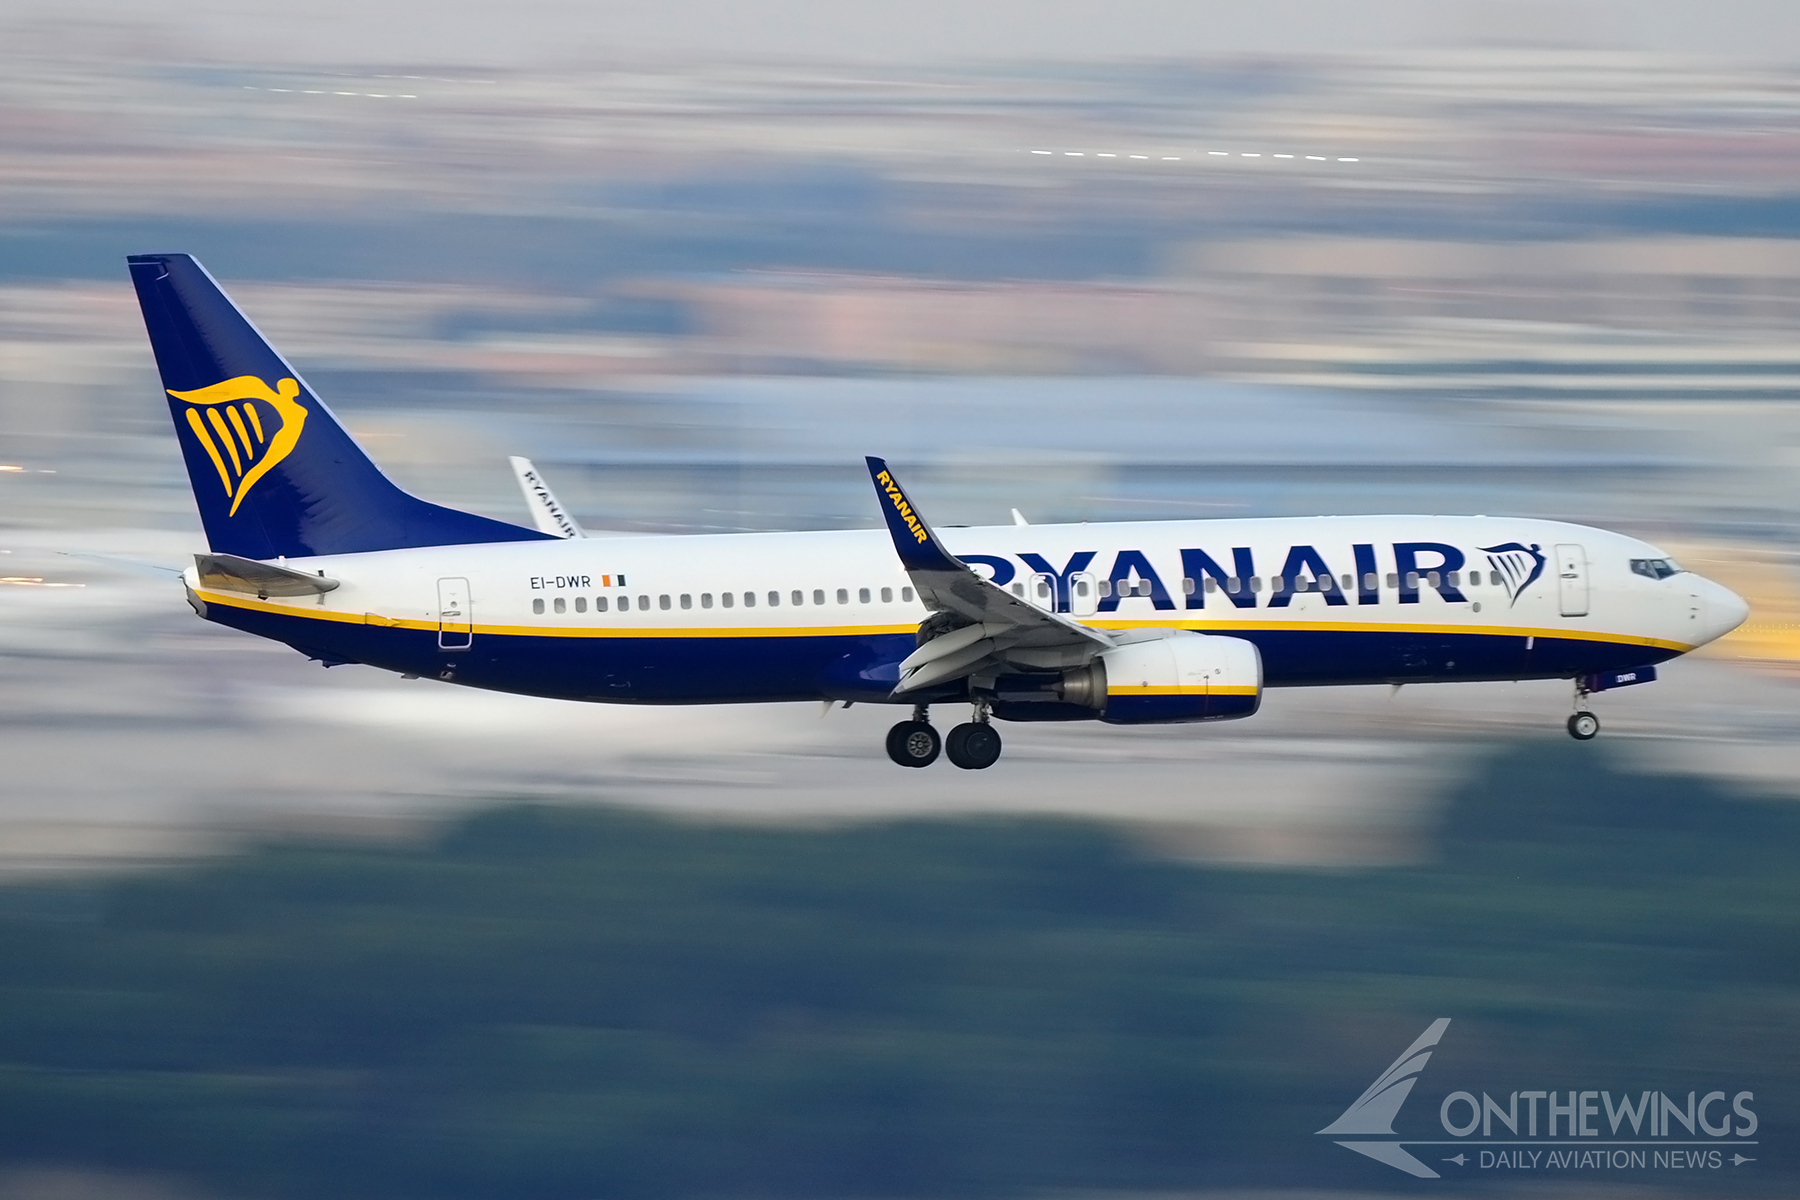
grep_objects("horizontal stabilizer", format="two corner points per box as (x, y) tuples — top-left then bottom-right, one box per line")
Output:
(195, 553), (339, 598)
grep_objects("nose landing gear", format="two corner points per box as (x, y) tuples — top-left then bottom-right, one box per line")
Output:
(1567, 680), (1600, 740)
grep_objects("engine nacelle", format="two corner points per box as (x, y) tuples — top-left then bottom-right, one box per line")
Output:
(1086, 631), (1262, 725)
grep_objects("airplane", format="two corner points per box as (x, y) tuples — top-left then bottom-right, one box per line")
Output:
(127, 253), (1749, 769)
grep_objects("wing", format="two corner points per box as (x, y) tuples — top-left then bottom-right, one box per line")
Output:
(865, 457), (1111, 693)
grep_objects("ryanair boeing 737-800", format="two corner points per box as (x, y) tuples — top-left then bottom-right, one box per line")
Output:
(128, 253), (1748, 769)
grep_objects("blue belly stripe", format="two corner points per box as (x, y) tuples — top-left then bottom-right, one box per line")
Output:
(203, 601), (1684, 706)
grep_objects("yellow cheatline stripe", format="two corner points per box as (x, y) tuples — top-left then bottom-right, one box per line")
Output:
(1108, 685), (1204, 696)
(184, 409), (233, 495)
(193, 590), (917, 638)
(1089, 616), (1692, 654)
(226, 405), (256, 459)
(191, 590), (1694, 653)
(244, 402), (265, 443)
(206, 408), (243, 477)
(1106, 685), (1261, 697)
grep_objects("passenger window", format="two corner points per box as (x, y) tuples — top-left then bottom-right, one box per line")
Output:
(813, 589), (825, 605)
(836, 588), (848, 604)
(1341, 574), (1352, 591)
(1364, 573), (1378, 591)
(575, 597), (587, 613)
(638, 595), (650, 611)
(1181, 577), (1196, 595)
(1426, 571), (1440, 588)
(1012, 583), (1025, 597)
(554, 597), (566, 614)
(792, 590), (804, 606)
(722, 592), (734, 608)
(659, 595), (671, 610)
(768, 591), (779, 607)
(1387, 573), (1398, 589)
(701, 593), (713, 609)
(901, 587), (914, 602)
(1226, 577), (1239, 593)
(859, 587), (871, 603)
(881, 587), (893, 603)
(533, 598), (545, 614)
(1405, 571), (1419, 588)
(1446, 571), (1459, 587)
(596, 596), (608, 612)
(1271, 576), (1286, 593)
(1249, 577), (1262, 593)
(1204, 577), (1218, 594)
(680, 594), (692, 609)
(1097, 580), (1112, 597)
(744, 592), (756, 607)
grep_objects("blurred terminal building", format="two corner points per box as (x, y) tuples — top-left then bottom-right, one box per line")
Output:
(1, 35), (1798, 661)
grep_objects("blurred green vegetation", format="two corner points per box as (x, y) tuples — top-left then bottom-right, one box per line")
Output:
(0, 740), (1793, 1197)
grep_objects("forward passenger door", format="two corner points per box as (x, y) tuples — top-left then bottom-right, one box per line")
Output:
(1555, 544), (1589, 617)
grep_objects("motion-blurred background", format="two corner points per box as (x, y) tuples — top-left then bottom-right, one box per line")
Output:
(1, 2), (1798, 1195)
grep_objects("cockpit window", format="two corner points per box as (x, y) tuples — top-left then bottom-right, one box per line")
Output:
(1630, 558), (1684, 580)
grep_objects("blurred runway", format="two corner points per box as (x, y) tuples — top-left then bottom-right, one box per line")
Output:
(3, 525), (1795, 877)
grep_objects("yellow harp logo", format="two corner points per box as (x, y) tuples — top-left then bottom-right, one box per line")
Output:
(168, 376), (308, 517)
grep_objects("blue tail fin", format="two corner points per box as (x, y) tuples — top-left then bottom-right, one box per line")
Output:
(127, 253), (552, 560)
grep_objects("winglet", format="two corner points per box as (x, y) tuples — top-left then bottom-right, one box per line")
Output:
(509, 456), (584, 538)
(866, 457), (965, 573)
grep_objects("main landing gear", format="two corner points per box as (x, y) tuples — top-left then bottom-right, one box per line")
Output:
(885, 707), (941, 767)
(1567, 679), (1600, 741)
(885, 704), (1003, 770)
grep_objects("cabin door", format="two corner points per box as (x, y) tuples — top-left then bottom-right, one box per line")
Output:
(438, 577), (473, 650)
(1554, 544), (1589, 617)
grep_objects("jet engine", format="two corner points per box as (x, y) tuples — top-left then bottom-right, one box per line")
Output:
(993, 631), (1262, 724)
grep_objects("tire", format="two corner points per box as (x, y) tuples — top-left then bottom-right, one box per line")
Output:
(1567, 712), (1600, 741)
(885, 720), (941, 767)
(945, 722), (1003, 770)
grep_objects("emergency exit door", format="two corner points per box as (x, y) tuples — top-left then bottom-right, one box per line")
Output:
(1554, 544), (1589, 617)
(438, 577), (472, 650)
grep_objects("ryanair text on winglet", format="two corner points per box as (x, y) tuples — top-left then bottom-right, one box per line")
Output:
(877, 470), (929, 545)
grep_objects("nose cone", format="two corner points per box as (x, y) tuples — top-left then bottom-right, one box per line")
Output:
(1691, 575), (1750, 647)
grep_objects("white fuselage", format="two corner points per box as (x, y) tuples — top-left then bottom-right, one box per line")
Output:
(184, 514), (1746, 706)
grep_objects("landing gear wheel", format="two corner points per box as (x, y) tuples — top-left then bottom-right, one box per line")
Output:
(886, 720), (941, 767)
(945, 722), (1003, 770)
(1567, 712), (1600, 741)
